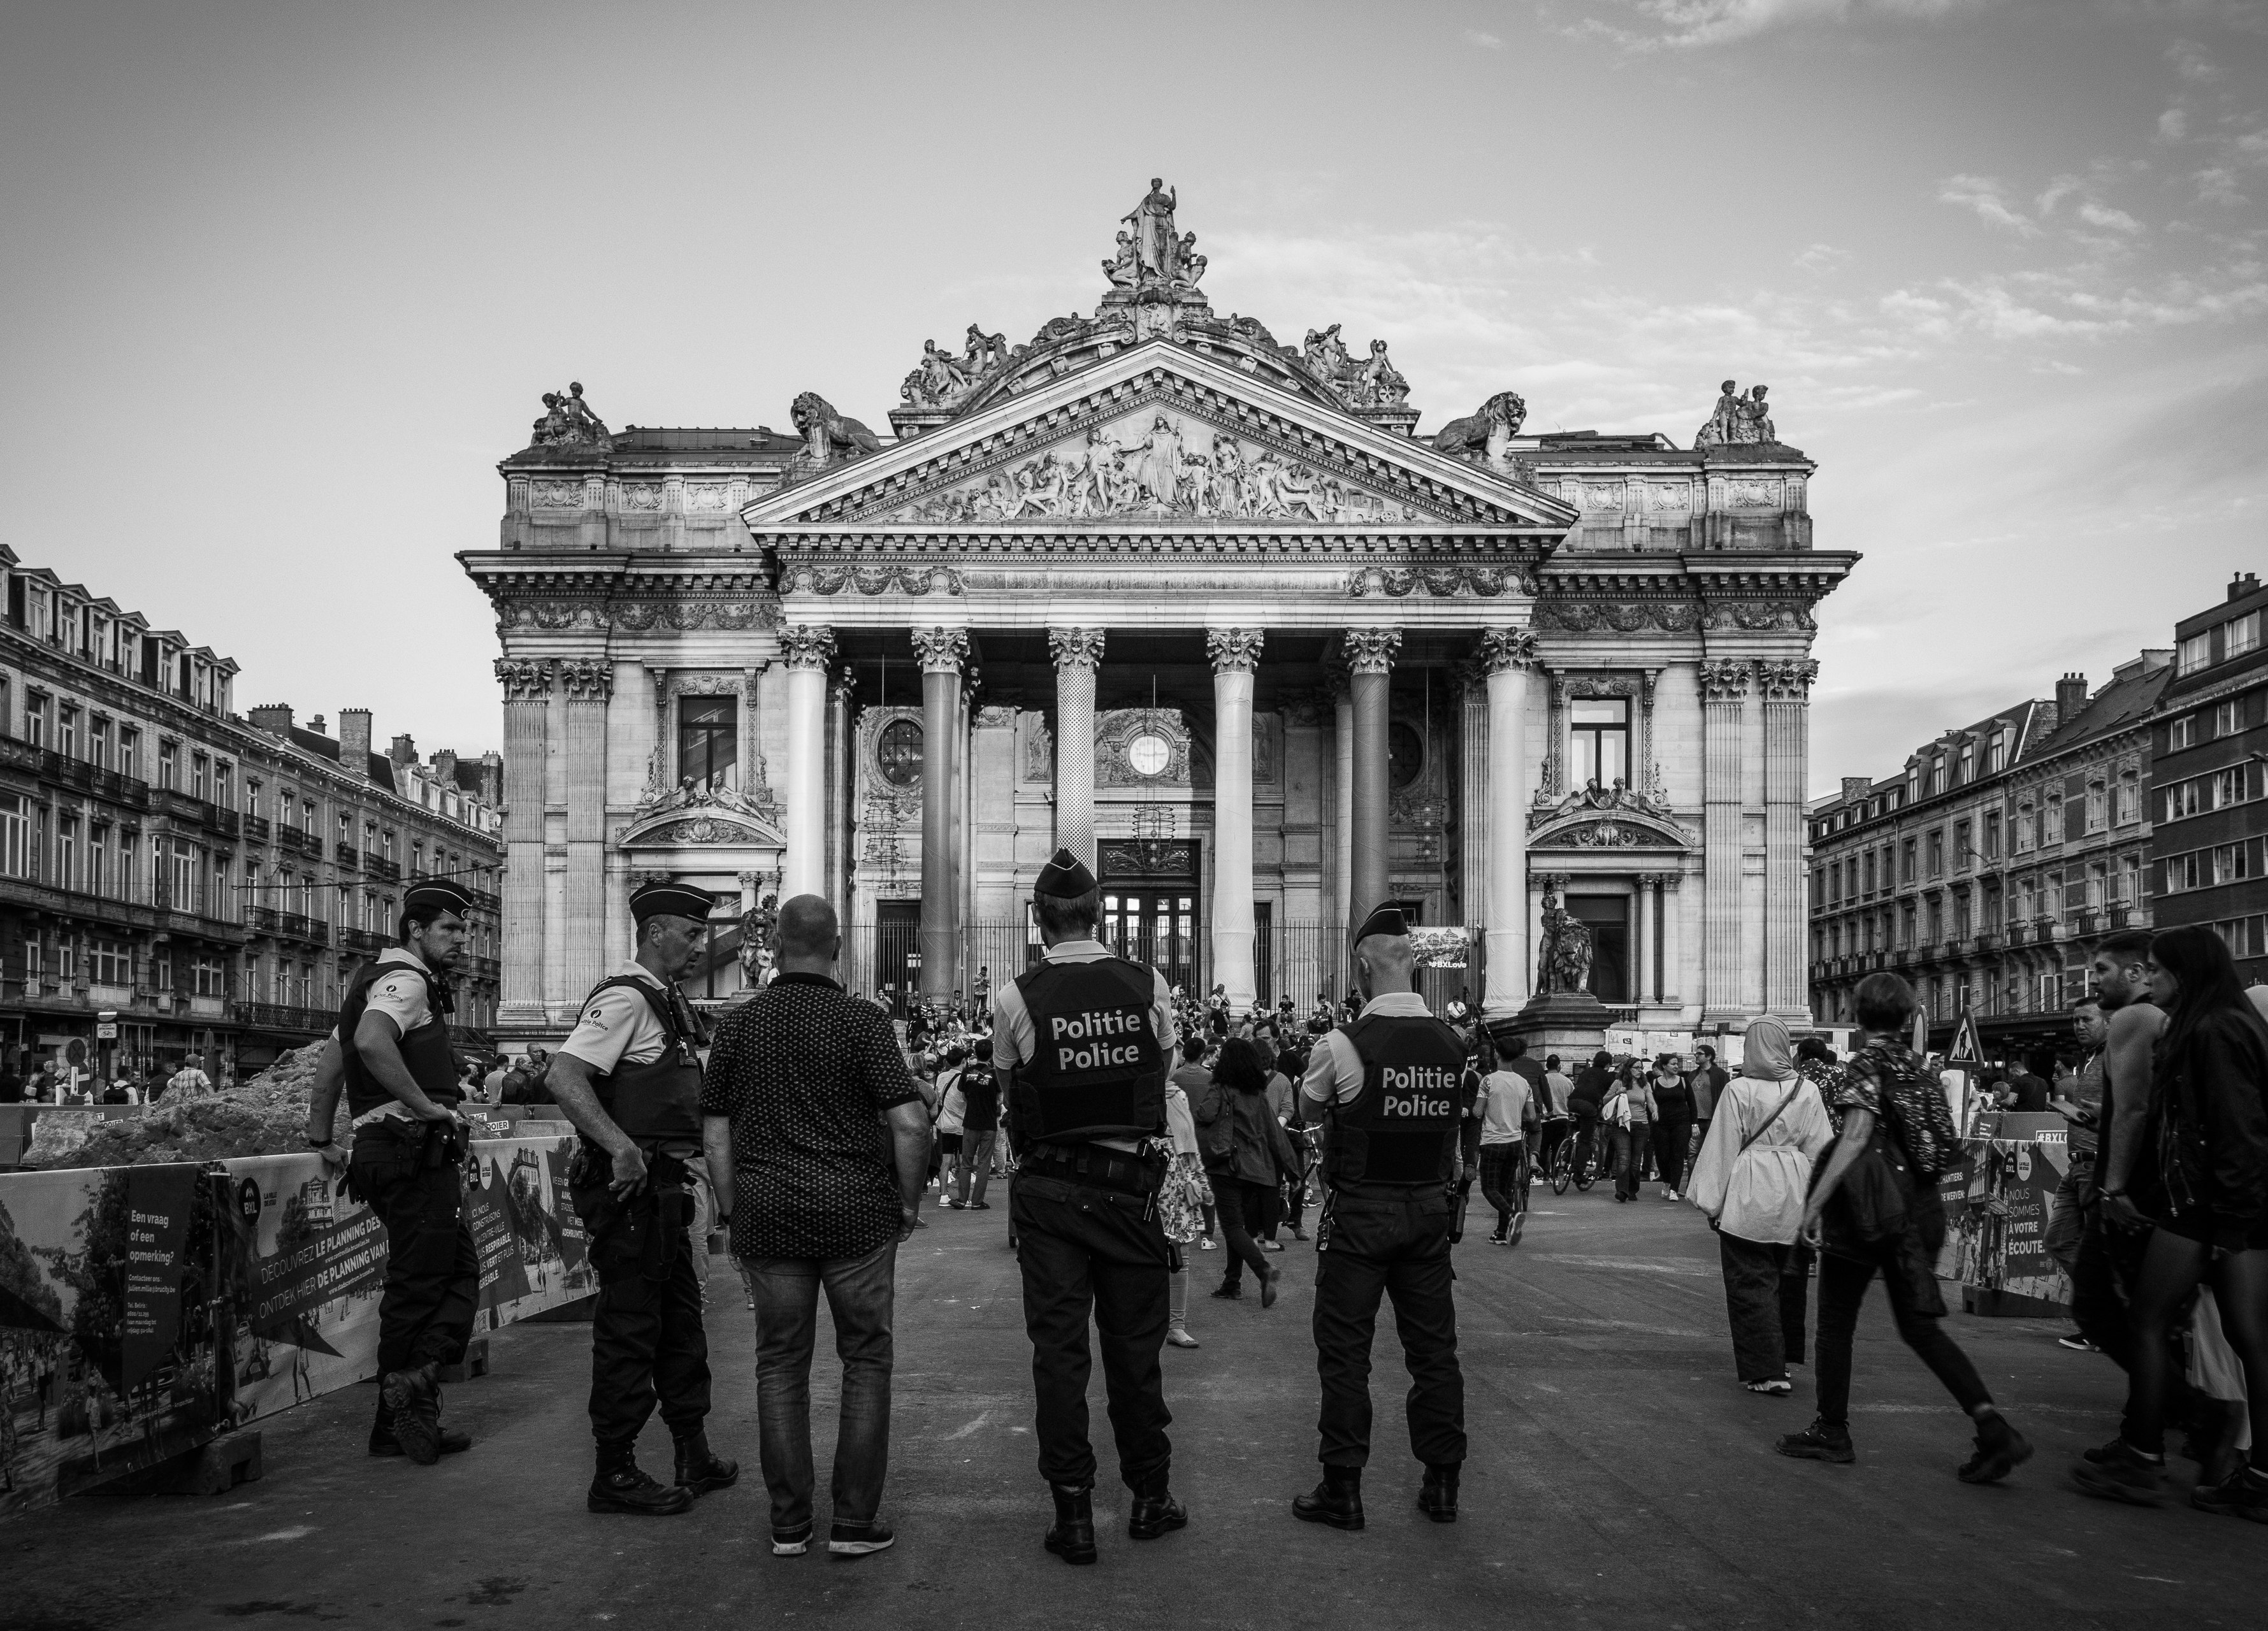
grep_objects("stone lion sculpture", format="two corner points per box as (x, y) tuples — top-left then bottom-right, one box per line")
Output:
(1431, 391), (1528, 461)
(790, 392), (884, 464)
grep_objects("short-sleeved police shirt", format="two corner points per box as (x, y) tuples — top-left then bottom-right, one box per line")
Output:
(560, 961), (672, 1075)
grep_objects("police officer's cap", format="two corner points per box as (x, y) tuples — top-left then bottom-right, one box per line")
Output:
(1034, 848), (1097, 900)
(630, 878), (715, 928)
(1351, 905), (1410, 947)
(403, 878), (476, 921)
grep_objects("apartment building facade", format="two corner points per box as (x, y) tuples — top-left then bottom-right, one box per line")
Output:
(0, 546), (506, 1082)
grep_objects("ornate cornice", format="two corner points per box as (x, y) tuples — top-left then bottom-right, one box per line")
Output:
(778, 624), (837, 672)
(1475, 628), (1539, 675)
(1048, 627), (1106, 670)
(911, 626), (971, 675)
(1342, 628), (1401, 676)
(1206, 628), (1265, 672)
(495, 659), (553, 702)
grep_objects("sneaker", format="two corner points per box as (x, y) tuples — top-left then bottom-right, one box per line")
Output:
(2056, 1333), (2101, 1353)
(2192, 1466), (2268, 1523)
(828, 1520), (895, 1556)
(1665, 1189), (1680, 1202)
(1210, 1283), (1243, 1300)
(1262, 1239), (1285, 1253)
(2071, 1439), (2165, 1505)
(1775, 1419), (1856, 1464)
(772, 1525), (814, 1556)
(1506, 1214), (1526, 1246)
(1197, 1237), (1218, 1251)
(1956, 1411), (2032, 1484)
(1745, 1377), (1795, 1397)
(1487, 1231), (1507, 1246)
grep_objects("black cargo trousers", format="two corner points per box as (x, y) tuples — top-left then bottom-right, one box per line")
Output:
(1311, 1184), (1467, 1471)
(570, 1144), (712, 1449)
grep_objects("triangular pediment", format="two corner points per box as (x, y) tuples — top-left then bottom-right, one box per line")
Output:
(741, 341), (1576, 535)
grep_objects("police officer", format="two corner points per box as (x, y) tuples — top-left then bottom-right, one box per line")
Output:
(993, 848), (1186, 1564)
(1293, 905), (1469, 1530)
(545, 878), (739, 1517)
(315, 878), (480, 1465)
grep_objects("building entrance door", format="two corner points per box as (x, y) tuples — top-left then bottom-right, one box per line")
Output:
(1101, 889), (1201, 994)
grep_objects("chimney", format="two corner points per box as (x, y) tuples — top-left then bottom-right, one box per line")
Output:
(2055, 673), (2088, 718)
(479, 751), (504, 808)
(308, 713), (328, 736)
(248, 703), (294, 735)
(389, 732), (417, 767)
(338, 708), (372, 777)
(434, 747), (459, 791)
(2233, 571), (2262, 602)
(1841, 776), (1872, 805)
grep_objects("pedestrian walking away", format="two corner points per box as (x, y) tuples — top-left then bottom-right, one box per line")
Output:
(2070, 926), (2268, 1519)
(1782, 972), (2032, 1485)
(1294, 905), (1468, 1533)
(1685, 1017), (1834, 1396)
(702, 895), (931, 1557)
(1159, 1045), (1213, 1349)
(953, 1038), (1002, 1210)
(1201, 1037), (1301, 1306)
(307, 877), (482, 1467)
(993, 848), (1187, 1565)
(1477, 1035), (1540, 1246)
(545, 878), (740, 1518)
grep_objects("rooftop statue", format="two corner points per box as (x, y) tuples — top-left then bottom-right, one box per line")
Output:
(1432, 391), (1528, 463)
(1300, 324), (1411, 410)
(1122, 178), (1180, 284)
(530, 380), (610, 449)
(790, 391), (883, 468)
(1696, 380), (1778, 447)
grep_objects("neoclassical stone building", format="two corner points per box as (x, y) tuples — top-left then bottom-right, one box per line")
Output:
(463, 186), (1851, 1046)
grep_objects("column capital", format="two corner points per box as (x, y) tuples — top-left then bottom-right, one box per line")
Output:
(559, 658), (612, 701)
(495, 658), (553, 701)
(779, 624), (838, 672)
(1047, 626), (1106, 670)
(1758, 657), (1820, 700)
(1206, 628), (1265, 672)
(1697, 657), (1754, 702)
(1342, 627), (1401, 676)
(1475, 627), (1539, 675)
(910, 625), (971, 675)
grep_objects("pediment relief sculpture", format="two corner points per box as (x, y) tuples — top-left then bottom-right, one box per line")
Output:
(882, 410), (1423, 526)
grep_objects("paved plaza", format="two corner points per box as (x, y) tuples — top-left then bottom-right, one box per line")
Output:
(10, 1185), (2254, 1631)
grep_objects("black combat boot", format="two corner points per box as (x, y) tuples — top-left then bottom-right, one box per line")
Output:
(1292, 1465), (1364, 1530)
(674, 1429), (740, 1495)
(588, 1440), (694, 1516)
(370, 1393), (469, 1458)
(380, 1362), (442, 1465)
(1127, 1470), (1188, 1541)
(1043, 1483), (1097, 1564)
(1417, 1462), (1461, 1523)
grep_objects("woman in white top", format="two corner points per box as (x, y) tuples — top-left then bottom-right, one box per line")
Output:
(1160, 1066), (1211, 1349)
(1687, 1016), (1836, 1395)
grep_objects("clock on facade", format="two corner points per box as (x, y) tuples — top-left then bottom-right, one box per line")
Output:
(1127, 733), (1171, 777)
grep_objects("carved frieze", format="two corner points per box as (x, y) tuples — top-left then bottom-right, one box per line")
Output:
(1531, 601), (1703, 634)
(649, 817), (767, 847)
(612, 601), (776, 632)
(684, 484), (731, 512)
(530, 480), (584, 508)
(498, 601), (610, 633)
(1344, 563), (1538, 599)
(620, 485), (664, 512)
(1700, 601), (1816, 633)
(781, 561), (965, 598)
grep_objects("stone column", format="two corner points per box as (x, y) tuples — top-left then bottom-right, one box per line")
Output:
(1344, 628), (1400, 933)
(1208, 628), (1264, 1008)
(1637, 874), (1659, 1005)
(1661, 873), (1685, 1005)
(912, 627), (969, 1002)
(1761, 658), (1819, 1019)
(826, 666), (855, 926)
(495, 659), (552, 1026)
(560, 661), (612, 996)
(1478, 628), (1537, 1017)
(1330, 670), (1353, 942)
(1699, 659), (1752, 1024)
(1048, 628), (1104, 869)
(779, 626), (835, 902)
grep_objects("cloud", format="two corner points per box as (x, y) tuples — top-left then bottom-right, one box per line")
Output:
(2158, 107), (2189, 142)
(1795, 242), (1854, 273)
(2196, 166), (2246, 205)
(1940, 174), (2039, 234)
(1464, 27), (1507, 47)
(2167, 37), (2218, 83)
(1548, 0), (1983, 51)
(2078, 200), (2144, 233)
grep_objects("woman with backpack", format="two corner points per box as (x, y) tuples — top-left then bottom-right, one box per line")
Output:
(2070, 926), (2268, 1517)
(1780, 972), (2032, 1484)
(1201, 1038), (1301, 1307)
(1687, 1017), (1835, 1395)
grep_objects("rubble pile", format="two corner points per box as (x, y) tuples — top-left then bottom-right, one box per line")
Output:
(26, 1042), (328, 1170)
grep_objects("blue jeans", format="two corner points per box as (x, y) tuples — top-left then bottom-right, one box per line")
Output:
(744, 1239), (898, 1537)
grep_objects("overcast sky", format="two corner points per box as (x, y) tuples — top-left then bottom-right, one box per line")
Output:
(2, 0), (2262, 794)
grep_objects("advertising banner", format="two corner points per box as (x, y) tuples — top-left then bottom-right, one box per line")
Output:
(1937, 1133), (2069, 1314)
(1, 1133), (591, 1518)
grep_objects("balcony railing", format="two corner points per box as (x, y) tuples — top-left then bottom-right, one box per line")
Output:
(276, 912), (329, 945)
(339, 926), (387, 955)
(247, 905), (279, 933)
(336, 842), (359, 867)
(0, 737), (154, 809)
(276, 828), (322, 858)
(368, 856), (401, 882)
(242, 813), (271, 842)
(234, 1002), (332, 1035)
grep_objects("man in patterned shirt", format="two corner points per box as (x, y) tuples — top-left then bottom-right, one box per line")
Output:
(702, 894), (931, 1559)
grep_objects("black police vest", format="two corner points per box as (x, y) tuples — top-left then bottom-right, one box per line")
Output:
(1012, 956), (1166, 1144)
(1324, 1010), (1466, 1189)
(338, 958), (460, 1121)
(579, 975), (705, 1144)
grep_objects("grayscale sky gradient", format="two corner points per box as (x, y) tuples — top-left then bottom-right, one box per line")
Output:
(2, 0), (2262, 792)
